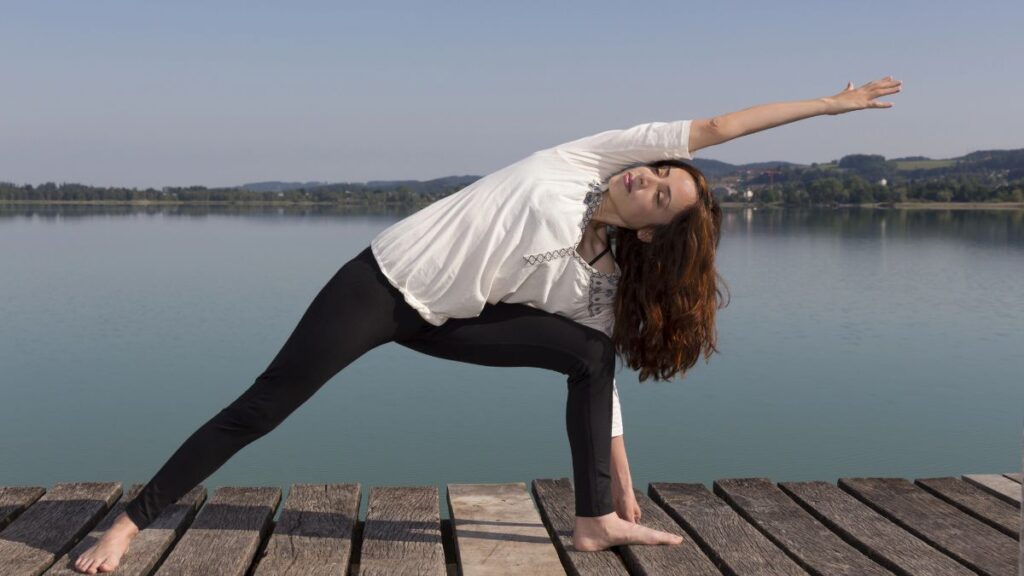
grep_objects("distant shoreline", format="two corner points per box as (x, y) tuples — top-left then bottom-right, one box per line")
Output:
(3, 199), (1024, 210)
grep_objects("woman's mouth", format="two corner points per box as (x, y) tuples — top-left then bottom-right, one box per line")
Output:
(625, 172), (632, 193)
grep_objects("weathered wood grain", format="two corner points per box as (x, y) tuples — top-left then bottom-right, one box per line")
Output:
(916, 477), (1020, 539)
(250, 483), (360, 576)
(963, 474), (1023, 507)
(358, 485), (445, 576)
(714, 477), (893, 575)
(446, 482), (563, 575)
(840, 477), (1016, 576)
(0, 487), (46, 532)
(780, 479), (976, 575)
(153, 486), (280, 576)
(648, 481), (808, 575)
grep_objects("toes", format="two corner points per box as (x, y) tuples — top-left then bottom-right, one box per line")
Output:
(99, 559), (118, 572)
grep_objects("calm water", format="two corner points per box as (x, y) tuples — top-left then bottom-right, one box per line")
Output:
(2, 204), (1022, 521)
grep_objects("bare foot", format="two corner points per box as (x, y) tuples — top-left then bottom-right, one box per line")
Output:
(73, 511), (140, 574)
(573, 512), (684, 552)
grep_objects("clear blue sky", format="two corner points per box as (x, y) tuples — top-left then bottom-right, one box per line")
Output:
(2, 0), (1020, 189)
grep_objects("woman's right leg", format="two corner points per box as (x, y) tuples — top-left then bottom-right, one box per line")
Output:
(121, 246), (429, 530)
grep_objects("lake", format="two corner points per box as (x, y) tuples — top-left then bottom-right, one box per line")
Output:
(1, 203), (1022, 521)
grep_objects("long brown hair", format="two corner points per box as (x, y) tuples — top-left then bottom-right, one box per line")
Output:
(609, 159), (729, 382)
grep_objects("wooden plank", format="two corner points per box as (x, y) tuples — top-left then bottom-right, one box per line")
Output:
(358, 485), (446, 576)
(531, 478), (628, 575)
(714, 477), (893, 575)
(0, 487), (46, 532)
(648, 481), (808, 575)
(446, 482), (563, 575)
(154, 486), (280, 576)
(780, 480), (974, 575)
(1003, 473), (1021, 483)
(839, 477), (1016, 576)
(250, 483), (360, 576)
(44, 483), (205, 576)
(615, 487), (720, 576)
(51, 484), (204, 574)
(963, 474), (1023, 507)
(0, 482), (121, 576)
(915, 477), (1020, 539)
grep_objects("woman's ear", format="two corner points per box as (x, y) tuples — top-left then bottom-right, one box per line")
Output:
(637, 228), (654, 243)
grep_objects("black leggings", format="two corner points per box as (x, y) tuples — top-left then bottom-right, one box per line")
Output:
(123, 246), (616, 529)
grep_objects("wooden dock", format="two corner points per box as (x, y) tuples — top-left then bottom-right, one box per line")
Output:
(0, 472), (1019, 575)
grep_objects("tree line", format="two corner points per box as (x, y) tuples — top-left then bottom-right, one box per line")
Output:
(3, 150), (1023, 206)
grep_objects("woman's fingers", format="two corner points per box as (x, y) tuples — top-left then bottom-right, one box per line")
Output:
(877, 82), (903, 97)
(864, 76), (902, 89)
(864, 77), (903, 100)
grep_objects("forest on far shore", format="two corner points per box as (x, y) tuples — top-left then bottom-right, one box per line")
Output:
(2, 149), (1023, 207)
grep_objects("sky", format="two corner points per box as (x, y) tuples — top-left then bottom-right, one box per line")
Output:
(2, 0), (1021, 189)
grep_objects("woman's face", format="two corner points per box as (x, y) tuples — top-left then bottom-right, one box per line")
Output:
(605, 165), (698, 241)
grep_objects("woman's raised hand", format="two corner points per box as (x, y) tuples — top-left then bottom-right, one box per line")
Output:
(824, 75), (903, 115)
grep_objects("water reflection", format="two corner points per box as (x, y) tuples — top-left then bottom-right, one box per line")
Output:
(0, 203), (418, 222)
(721, 206), (1024, 249)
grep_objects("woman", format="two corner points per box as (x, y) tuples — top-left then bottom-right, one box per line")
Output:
(74, 75), (902, 573)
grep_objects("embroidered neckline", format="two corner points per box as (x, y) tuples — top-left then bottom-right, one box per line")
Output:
(578, 180), (620, 317)
(520, 177), (621, 318)
(521, 177), (621, 279)
(571, 179), (621, 280)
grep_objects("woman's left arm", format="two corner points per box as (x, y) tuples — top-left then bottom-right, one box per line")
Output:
(689, 75), (903, 153)
(611, 436), (632, 486)
(611, 435), (642, 522)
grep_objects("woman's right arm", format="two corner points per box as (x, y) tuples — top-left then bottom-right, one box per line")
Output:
(689, 75), (903, 153)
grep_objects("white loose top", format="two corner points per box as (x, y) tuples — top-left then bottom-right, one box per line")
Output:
(371, 119), (694, 437)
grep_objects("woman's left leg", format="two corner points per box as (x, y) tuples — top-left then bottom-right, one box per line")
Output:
(394, 301), (616, 518)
